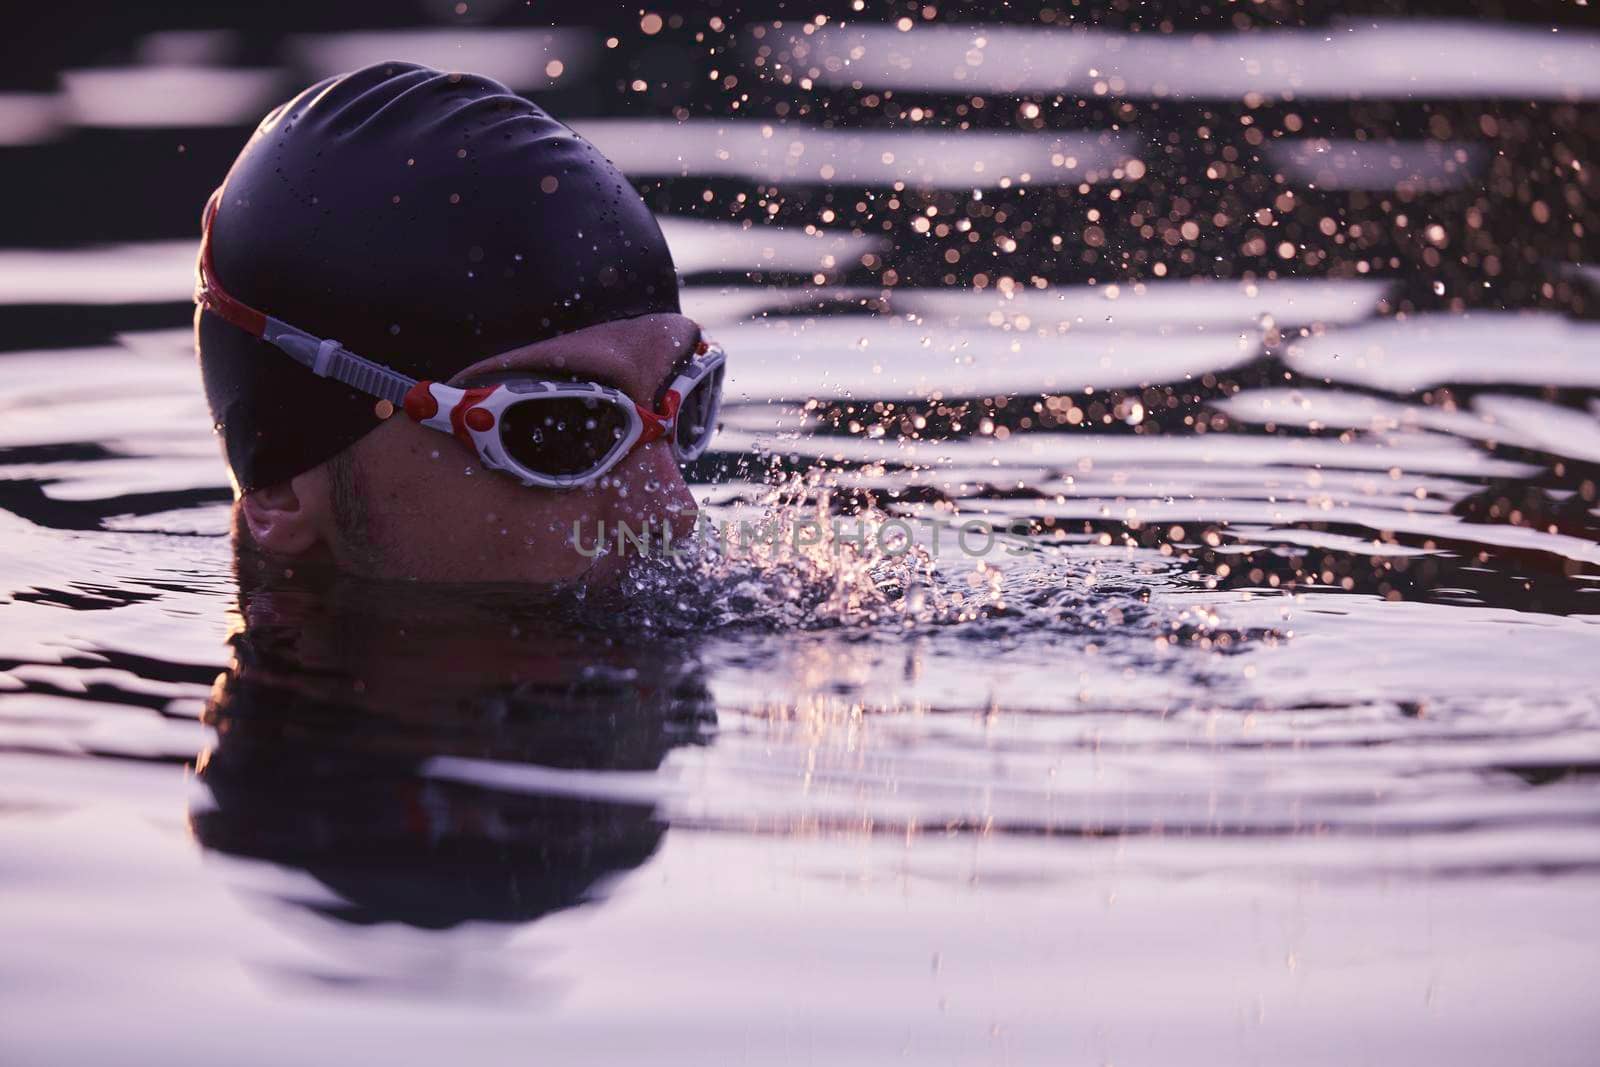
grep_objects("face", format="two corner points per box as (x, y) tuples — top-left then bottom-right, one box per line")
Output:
(281, 313), (704, 586)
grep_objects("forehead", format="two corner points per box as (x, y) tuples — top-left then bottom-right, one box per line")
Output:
(450, 313), (699, 395)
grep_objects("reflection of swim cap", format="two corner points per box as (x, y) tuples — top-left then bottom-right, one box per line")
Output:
(196, 61), (680, 491)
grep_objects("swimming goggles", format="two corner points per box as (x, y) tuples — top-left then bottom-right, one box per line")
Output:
(194, 189), (725, 489)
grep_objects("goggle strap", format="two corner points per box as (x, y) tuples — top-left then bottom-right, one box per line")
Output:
(261, 318), (417, 406)
(200, 186), (724, 461)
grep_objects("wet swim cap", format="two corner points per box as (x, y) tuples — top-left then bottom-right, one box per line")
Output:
(196, 61), (680, 491)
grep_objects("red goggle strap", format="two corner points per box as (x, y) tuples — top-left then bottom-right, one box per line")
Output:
(196, 186), (418, 407)
(195, 187), (266, 339)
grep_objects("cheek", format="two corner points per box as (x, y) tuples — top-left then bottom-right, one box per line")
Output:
(347, 421), (692, 584)
(354, 430), (622, 582)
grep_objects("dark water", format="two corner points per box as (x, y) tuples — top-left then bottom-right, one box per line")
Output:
(2, 4), (1598, 1064)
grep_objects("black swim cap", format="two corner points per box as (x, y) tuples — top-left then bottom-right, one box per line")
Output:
(196, 61), (680, 491)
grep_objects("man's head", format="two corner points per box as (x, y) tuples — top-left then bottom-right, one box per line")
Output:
(197, 61), (697, 584)
(237, 312), (702, 584)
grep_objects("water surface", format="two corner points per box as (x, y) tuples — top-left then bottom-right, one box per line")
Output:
(2, 6), (1598, 1064)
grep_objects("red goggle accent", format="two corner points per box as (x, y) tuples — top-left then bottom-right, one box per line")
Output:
(402, 381), (439, 422)
(447, 387), (499, 443)
(195, 189), (267, 339)
(636, 388), (682, 445)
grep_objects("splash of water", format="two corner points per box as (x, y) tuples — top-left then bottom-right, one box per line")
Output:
(602, 468), (1279, 654)
(609, 470), (958, 631)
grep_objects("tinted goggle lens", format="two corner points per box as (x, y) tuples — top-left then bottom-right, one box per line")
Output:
(498, 395), (630, 478)
(675, 363), (724, 457)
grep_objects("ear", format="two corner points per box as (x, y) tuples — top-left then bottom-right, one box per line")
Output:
(239, 474), (327, 556)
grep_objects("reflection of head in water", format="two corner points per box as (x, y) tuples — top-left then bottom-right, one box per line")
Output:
(195, 61), (699, 587)
(190, 562), (716, 930)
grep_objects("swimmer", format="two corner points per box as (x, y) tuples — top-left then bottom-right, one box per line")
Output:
(195, 61), (718, 586)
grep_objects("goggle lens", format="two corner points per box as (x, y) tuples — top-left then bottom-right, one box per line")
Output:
(498, 395), (630, 478)
(674, 363), (724, 458)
